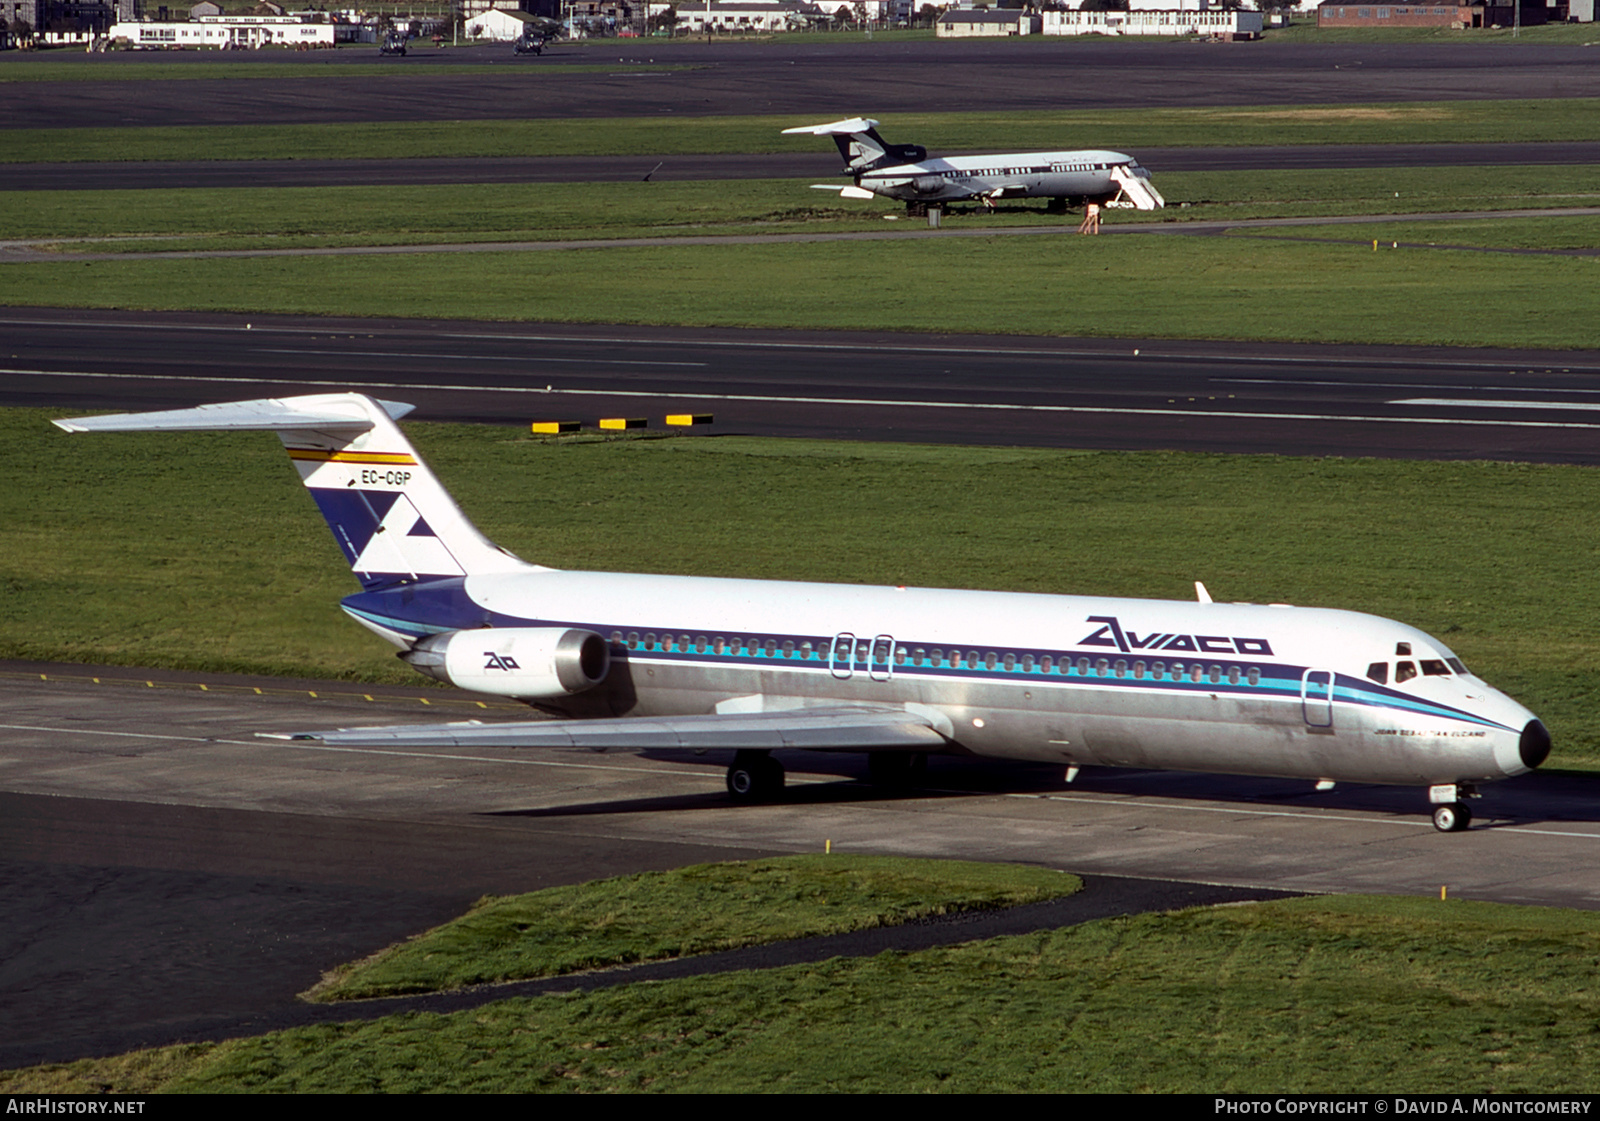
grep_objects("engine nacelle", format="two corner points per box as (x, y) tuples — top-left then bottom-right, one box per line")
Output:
(400, 627), (610, 699)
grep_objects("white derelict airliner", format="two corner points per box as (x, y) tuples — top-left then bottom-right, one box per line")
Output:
(783, 117), (1165, 213)
(58, 393), (1548, 832)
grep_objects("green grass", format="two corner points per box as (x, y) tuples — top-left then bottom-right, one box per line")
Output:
(1231, 214), (1600, 251)
(309, 856), (1082, 1001)
(8, 98), (1600, 164)
(11, 894), (1600, 1092)
(7, 410), (1600, 762)
(1267, 21), (1600, 44)
(4, 231), (1597, 348)
(6, 166), (1599, 250)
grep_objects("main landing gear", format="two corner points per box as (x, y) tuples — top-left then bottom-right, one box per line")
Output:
(1429, 782), (1478, 833)
(726, 750), (785, 801)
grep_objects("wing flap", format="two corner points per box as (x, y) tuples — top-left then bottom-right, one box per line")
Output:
(270, 705), (950, 752)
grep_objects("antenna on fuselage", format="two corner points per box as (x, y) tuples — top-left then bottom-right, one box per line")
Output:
(1195, 581), (1213, 604)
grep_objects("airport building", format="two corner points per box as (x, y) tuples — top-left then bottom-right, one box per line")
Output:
(935, 8), (1039, 34)
(107, 12), (335, 44)
(1042, 7), (1262, 35)
(1315, 0), (1577, 22)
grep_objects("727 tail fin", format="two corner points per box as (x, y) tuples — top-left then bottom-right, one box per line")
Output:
(55, 393), (533, 590)
(782, 117), (927, 172)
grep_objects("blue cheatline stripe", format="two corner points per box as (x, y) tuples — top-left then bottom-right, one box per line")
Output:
(351, 604), (1512, 733)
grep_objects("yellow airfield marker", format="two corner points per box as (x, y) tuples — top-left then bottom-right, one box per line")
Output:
(531, 421), (581, 435)
(599, 417), (648, 430)
(665, 413), (713, 427)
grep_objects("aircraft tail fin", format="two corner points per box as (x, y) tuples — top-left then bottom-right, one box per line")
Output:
(55, 393), (533, 591)
(782, 117), (926, 172)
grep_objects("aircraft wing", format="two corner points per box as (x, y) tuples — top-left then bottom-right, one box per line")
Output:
(269, 705), (951, 753)
(809, 183), (877, 200)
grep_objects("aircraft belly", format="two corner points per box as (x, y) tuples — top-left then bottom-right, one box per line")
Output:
(554, 660), (1517, 784)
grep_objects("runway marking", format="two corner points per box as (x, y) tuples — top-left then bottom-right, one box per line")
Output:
(15, 367), (1600, 430)
(1223, 378), (1600, 393)
(1394, 397), (1600, 412)
(257, 347), (707, 369)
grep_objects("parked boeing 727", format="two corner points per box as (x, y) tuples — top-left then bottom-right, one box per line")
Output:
(57, 393), (1547, 831)
(783, 116), (1164, 213)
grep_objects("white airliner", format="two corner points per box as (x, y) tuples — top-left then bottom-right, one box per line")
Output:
(783, 117), (1165, 212)
(57, 393), (1548, 832)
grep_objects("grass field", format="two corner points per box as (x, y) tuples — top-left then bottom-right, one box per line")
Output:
(5, 166), (1598, 249)
(7, 98), (1600, 164)
(8, 409), (1600, 764)
(310, 856), (1081, 1001)
(9, 892), (1600, 1093)
(4, 229), (1595, 348)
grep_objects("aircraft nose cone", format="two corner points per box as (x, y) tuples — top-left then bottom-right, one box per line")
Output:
(1520, 719), (1552, 770)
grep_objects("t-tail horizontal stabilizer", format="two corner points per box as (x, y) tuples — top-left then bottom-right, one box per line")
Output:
(54, 392), (533, 592)
(783, 117), (927, 172)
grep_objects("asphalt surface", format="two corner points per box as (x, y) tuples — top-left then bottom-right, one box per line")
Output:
(4, 661), (1596, 1068)
(9, 307), (1600, 462)
(8, 40), (1600, 129)
(13, 141), (1600, 191)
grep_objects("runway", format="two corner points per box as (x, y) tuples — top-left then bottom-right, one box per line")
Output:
(8, 308), (1600, 462)
(8, 40), (1600, 130)
(12, 141), (1600, 192)
(4, 661), (1597, 1068)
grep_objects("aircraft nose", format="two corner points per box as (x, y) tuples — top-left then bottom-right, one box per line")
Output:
(1520, 719), (1552, 770)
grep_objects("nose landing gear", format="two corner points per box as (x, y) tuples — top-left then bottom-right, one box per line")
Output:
(1429, 783), (1478, 832)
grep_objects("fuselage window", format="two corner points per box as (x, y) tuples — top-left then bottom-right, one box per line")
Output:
(764, 639), (777, 657)
(712, 637), (725, 655)
(1395, 660), (1418, 683)
(627, 631), (639, 650)
(1247, 667), (1261, 686)
(680, 635), (691, 652)
(1227, 666), (1240, 685)
(610, 630), (623, 646)
(782, 640), (796, 658)
(1040, 655), (1054, 673)
(1421, 659), (1449, 676)
(930, 648), (944, 667)
(1076, 657), (1090, 675)
(912, 647), (925, 665)
(1367, 662), (1388, 685)
(968, 651), (981, 669)
(1114, 659), (1128, 678)
(1170, 662), (1185, 680)
(1133, 661), (1145, 679)
(1021, 654), (1034, 672)
(1208, 665), (1222, 684)
(661, 634), (675, 652)
(799, 640), (813, 659)
(644, 632), (657, 651)
(895, 646), (908, 665)
(1002, 653), (1016, 671)
(1096, 658), (1110, 677)
(695, 635), (707, 653)
(1192, 665), (1205, 683)
(1151, 661), (1165, 680)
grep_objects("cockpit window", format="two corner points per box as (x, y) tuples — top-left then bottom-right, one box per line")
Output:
(1395, 660), (1418, 683)
(1396, 642), (1412, 656)
(1366, 662), (1388, 685)
(1447, 657), (1468, 675)
(1421, 659), (1449, 676)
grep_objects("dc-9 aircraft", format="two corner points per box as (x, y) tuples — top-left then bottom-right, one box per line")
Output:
(56, 393), (1548, 832)
(783, 117), (1165, 213)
